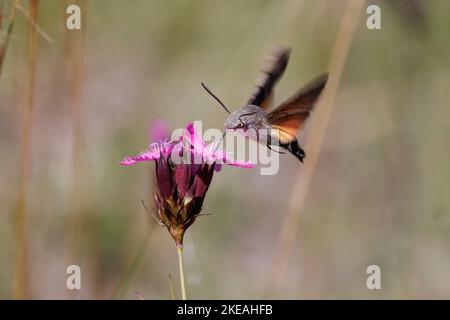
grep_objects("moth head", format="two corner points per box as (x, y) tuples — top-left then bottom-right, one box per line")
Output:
(224, 106), (258, 130)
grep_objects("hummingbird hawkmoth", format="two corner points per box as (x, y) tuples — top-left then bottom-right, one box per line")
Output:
(202, 47), (328, 162)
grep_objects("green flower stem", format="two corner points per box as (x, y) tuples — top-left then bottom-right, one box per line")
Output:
(177, 245), (187, 300)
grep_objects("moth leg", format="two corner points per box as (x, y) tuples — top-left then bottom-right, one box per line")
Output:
(267, 143), (286, 154)
(264, 132), (285, 154)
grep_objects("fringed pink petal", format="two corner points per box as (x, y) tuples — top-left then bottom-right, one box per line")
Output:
(120, 149), (160, 166)
(120, 142), (176, 166)
(184, 122), (206, 154)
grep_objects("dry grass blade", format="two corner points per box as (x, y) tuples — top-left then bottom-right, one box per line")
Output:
(15, 1), (53, 43)
(168, 274), (177, 300)
(109, 231), (153, 299)
(264, 0), (366, 298)
(0, 0), (18, 76)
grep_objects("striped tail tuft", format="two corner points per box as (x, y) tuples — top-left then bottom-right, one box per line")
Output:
(281, 140), (305, 162)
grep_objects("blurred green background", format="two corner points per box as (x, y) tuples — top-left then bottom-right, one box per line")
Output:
(0, 0), (450, 299)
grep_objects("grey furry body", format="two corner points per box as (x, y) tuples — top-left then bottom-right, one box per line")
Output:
(224, 105), (275, 146)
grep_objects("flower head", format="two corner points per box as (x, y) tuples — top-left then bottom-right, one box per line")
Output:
(121, 122), (253, 245)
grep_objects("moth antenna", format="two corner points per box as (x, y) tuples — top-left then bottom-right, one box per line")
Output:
(201, 82), (231, 115)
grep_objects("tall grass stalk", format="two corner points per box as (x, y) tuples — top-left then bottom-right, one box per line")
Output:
(63, 0), (86, 298)
(14, 0), (39, 300)
(264, 0), (366, 298)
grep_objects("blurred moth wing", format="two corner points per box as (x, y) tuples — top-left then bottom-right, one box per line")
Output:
(265, 72), (329, 144)
(247, 47), (291, 109)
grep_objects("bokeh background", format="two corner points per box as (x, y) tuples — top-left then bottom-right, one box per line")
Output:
(0, 0), (449, 299)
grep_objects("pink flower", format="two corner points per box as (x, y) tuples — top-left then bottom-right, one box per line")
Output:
(120, 122), (253, 245)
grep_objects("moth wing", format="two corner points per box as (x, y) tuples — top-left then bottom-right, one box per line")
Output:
(247, 47), (291, 109)
(269, 110), (310, 144)
(266, 72), (328, 144)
